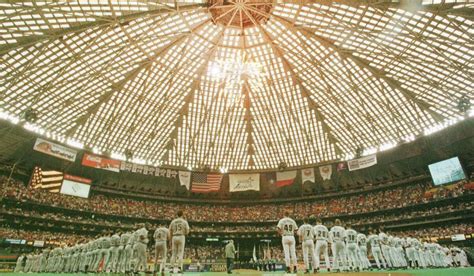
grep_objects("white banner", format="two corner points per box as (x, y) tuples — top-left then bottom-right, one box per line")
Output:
(451, 234), (466, 241)
(179, 171), (191, 190)
(348, 154), (378, 171)
(301, 168), (315, 183)
(229, 173), (260, 192)
(120, 162), (178, 178)
(33, 138), (77, 162)
(319, 165), (332, 180)
(33, 240), (45, 247)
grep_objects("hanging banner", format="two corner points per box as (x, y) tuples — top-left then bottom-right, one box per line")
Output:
(348, 154), (377, 171)
(229, 173), (260, 192)
(82, 153), (120, 172)
(301, 168), (315, 184)
(33, 138), (77, 162)
(337, 162), (347, 171)
(120, 161), (178, 178)
(131, 163), (145, 174)
(276, 170), (296, 187)
(179, 171), (191, 190)
(319, 165), (332, 180)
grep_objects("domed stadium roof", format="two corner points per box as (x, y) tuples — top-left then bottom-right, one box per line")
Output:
(0, 0), (472, 171)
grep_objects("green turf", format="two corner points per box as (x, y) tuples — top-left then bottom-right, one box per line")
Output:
(1, 268), (473, 276)
(401, 268), (474, 276)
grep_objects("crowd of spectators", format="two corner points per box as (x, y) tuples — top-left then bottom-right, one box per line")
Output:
(1, 201), (472, 237)
(1, 176), (470, 223)
(1, 174), (472, 261)
(185, 245), (225, 262)
(394, 223), (474, 239)
(0, 227), (89, 245)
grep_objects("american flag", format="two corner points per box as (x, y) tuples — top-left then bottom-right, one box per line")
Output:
(30, 166), (63, 193)
(191, 173), (223, 193)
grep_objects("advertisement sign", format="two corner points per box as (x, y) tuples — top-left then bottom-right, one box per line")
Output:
(229, 173), (260, 192)
(60, 174), (92, 198)
(82, 153), (120, 172)
(348, 154), (377, 171)
(33, 138), (77, 162)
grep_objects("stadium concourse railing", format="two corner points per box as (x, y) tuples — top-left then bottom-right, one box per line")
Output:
(92, 174), (431, 204)
(1, 192), (472, 239)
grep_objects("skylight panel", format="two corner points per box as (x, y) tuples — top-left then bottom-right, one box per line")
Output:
(0, 0), (471, 170)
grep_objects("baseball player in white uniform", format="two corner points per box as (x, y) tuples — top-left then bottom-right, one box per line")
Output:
(39, 248), (49, 272)
(378, 230), (393, 268)
(423, 241), (432, 267)
(122, 232), (134, 273)
(297, 218), (316, 273)
(133, 224), (149, 273)
(345, 225), (361, 271)
(442, 246), (453, 267)
(31, 253), (40, 273)
(414, 238), (426, 268)
(387, 236), (397, 268)
(277, 211), (298, 273)
(329, 219), (347, 272)
(107, 233), (121, 272)
(24, 253), (33, 273)
(458, 248), (470, 267)
(395, 236), (407, 268)
(154, 225), (170, 275)
(98, 236), (111, 272)
(170, 210), (190, 273)
(14, 254), (25, 272)
(405, 236), (417, 268)
(427, 242), (437, 267)
(313, 218), (331, 272)
(435, 243), (446, 267)
(53, 246), (64, 272)
(81, 242), (91, 272)
(90, 239), (101, 272)
(357, 232), (370, 270)
(368, 229), (386, 269)
(460, 248), (470, 267)
(72, 245), (82, 273)
(62, 246), (72, 272)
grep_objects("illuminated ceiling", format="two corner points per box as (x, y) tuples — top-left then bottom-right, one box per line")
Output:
(0, 0), (473, 171)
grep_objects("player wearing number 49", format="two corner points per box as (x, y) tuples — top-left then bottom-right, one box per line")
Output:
(297, 218), (316, 274)
(277, 212), (298, 274)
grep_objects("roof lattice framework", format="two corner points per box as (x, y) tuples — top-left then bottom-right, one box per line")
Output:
(0, 0), (473, 171)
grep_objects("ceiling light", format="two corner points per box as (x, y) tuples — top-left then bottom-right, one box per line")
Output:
(219, 167), (228, 174)
(66, 138), (84, 149)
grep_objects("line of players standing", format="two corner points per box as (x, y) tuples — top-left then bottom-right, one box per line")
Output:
(277, 212), (470, 274)
(14, 211), (190, 275)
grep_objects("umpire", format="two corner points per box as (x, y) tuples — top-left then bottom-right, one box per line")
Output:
(225, 240), (236, 274)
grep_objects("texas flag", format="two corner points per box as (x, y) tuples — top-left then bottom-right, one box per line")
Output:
(275, 170), (297, 187)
